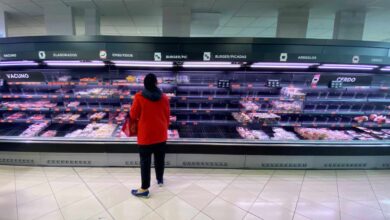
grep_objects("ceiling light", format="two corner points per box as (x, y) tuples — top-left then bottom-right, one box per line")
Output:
(182, 62), (241, 68)
(318, 64), (378, 70)
(44, 60), (105, 67)
(251, 62), (318, 69)
(112, 61), (173, 68)
(0, 61), (38, 67)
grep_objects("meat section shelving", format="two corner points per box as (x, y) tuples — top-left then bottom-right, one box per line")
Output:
(1, 68), (390, 142)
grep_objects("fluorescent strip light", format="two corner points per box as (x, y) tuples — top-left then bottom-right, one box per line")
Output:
(0, 61), (38, 66)
(45, 61), (105, 67)
(112, 61), (173, 68)
(251, 62), (318, 69)
(182, 62), (241, 68)
(318, 64), (377, 70)
(380, 67), (390, 72)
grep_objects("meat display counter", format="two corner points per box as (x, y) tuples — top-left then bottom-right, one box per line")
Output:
(0, 36), (389, 168)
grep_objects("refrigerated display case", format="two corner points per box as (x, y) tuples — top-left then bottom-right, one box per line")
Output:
(0, 36), (390, 168)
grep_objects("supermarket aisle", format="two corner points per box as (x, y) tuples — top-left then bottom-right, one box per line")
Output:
(0, 167), (389, 220)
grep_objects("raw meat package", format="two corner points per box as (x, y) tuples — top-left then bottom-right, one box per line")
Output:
(280, 87), (306, 99)
(271, 100), (302, 112)
(20, 122), (49, 137)
(271, 128), (299, 141)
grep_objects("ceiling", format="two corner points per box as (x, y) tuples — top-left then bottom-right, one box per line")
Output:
(1, 0), (390, 41)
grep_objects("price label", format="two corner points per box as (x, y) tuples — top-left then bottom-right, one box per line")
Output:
(7, 108), (13, 111)
(66, 108), (70, 112)
(92, 108), (97, 112)
(26, 120), (31, 123)
(64, 95), (70, 99)
(181, 122), (186, 125)
(208, 83), (214, 88)
(248, 84), (253, 88)
(2, 95), (6, 98)
(206, 110), (211, 113)
(208, 97), (213, 101)
(104, 108), (110, 112)
(116, 108), (121, 112)
(193, 122), (198, 125)
(192, 109), (197, 113)
(42, 95), (48, 99)
(98, 82), (103, 86)
(21, 108), (26, 111)
(181, 97), (186, 101)
(76, 95), (81, 99)
(26, 95), (32, 98)
(78, 108), (83, 112)
(263, 98), (269, 101)
(70, 82), (75, 85)
(52, 95), (58, 98)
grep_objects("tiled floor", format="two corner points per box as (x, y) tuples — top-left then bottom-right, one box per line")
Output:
(0, 166), (390, 220)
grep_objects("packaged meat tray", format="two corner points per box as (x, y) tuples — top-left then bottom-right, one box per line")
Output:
(271, 100), (302, 112)
(295, 128), (352, 141)
(248, 113), (280, 123)
(236, 127), (269, 140)
(65, 123), (117, 138)
(280, 87), (306, 99)
(20, 122), (49, 137)
(240, 101), (259, 111)
(40, 130), (57, 137)
(168, 130), (180, 139)
(271, 128), (299, 141)
(232, 112), (252, 123)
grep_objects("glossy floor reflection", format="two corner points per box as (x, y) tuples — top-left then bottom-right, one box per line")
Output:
(0, 166), (389, 220)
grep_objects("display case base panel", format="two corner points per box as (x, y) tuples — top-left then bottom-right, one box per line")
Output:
(0, 152), (390, 169)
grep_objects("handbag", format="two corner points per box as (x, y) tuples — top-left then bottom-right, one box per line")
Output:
(121, 115), (137, 137)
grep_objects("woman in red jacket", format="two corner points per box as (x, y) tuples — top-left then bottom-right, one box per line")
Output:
(130, 73), (170, 198)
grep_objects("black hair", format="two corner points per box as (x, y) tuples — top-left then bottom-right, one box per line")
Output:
(144, 73), (158, 91)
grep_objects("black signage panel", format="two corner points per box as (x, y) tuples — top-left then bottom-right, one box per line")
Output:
(0, 51), (39, 61)
(181, 43), (252, 61)
(316, 74), (372, 86)
(1, 71), (45, 82)
(35, 42), (106, 60)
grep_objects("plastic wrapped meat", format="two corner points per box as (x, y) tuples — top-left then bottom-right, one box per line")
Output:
(240, 101), (259, 111)
(280, 87), (306, 99)
(271, 128), (299, 141)
(295, 128), (352, 141)
(40, 130), (57, 137)
(20, 122), (49, 137)
(248, 113), (280, 123)
(232, 112), (252, 123)
(55, 113), (80, 121)
(67, 101), (80, 108)
(89, 112), (106, 121)
(114, 112), (127, 121)
(236, 127), (269, 140)
(65, 123), (117, 138)
(6, 112), (25, 120)
(271, 100), (302, 112)
(57, 75), (71, 82)
(29, 114), (45, 120)
(170, 115), (177, 122)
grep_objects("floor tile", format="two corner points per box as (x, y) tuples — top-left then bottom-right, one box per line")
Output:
(61, 197), (105, 220)
(142, 187), (175, 209)
(54, 183), (93, 208)
(141, 211), (163, 220)
(260, 190), (299, 203)
(295, 198), (340, 220)
(203, 197), (247, 220)
(219, 185), (258, 210)
(84, 174), (120, 193)
(86, 211), (114, 220)
(244, 213), (262, 220)
(0, 192), (18, 220)
(339, 198), (386, 220)
(195, 179), (230, 195)
(16, 182), (53, 205)
(249, 199), (295, 220)
(155, 197), (199, 220)
(95, 184), (132, 209)
(34, 210), (64, 220)
(18, 195), (59, 220)
(193, 212), (213, 220)
(177, 184), (215, 210)
(108, 197), (153, 220)
(0, 179), (16, 196)
(49, 175), (83, 193)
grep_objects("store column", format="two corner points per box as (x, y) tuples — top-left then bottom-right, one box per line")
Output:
(85, 9), (100, 35)
(44, 4), (75, 35)
(276, 8), (309, 38)
(333, 11), (365, 40)
(162, 6), (191, 37)
(0, 10), (8, 37)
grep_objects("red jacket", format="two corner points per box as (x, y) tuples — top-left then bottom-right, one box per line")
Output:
(130, 91), (170, 145)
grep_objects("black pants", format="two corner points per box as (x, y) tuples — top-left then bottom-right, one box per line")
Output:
(139, 142), (166, 189)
